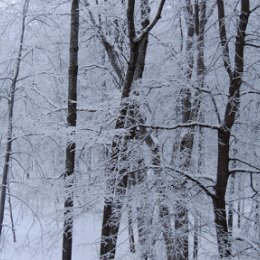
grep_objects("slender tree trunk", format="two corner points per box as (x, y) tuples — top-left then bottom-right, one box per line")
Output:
(62, 1), (79, 260)
(127, 203), (135, 253)
(228, 120), (238, 236)
(8, 184), (16, 243)
(254, 184), (260, 259)
(0, 0), (29, 239)
(228, 173), (235, 235)
(193, 216), (199, 260)
(193, 112), (204, 260)
(237, 176), (242, 229)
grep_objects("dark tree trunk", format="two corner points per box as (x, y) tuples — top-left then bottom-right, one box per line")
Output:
(62, 1), (79, 260)
(193, 216), (199, 260)
(214, 1), (250, 257)
(213, 130), (231, 258)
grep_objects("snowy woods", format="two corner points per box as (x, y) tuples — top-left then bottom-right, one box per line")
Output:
(0, 0), (259, 259)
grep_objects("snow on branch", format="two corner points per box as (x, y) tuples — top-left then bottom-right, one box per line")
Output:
(148, 165), (216, 199)
(234, 236), (260, 252)
(138, 122), (220, 131)
(47, 107), (99, 115)
(229, 169), (260, 175)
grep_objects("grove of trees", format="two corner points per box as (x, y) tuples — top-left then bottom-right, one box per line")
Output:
(0, 0), (259, 259)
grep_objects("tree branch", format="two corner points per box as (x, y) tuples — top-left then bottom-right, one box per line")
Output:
(162, 166), (216, 199)
(216, 0), (232, 77)
(135, 0), (166, 42)
(229, 157), (260, 171)
(138, 122), (220, 131)
(229, 169), (260, 175)
(244, 43), (260, 48)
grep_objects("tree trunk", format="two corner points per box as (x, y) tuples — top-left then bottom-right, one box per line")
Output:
(193, 216), (199, 260)
(0, 0), (29, 239)
(62, 1), (79, 260)
(127, 204), (135, 253)
(214, 1), (250, 257)
(213, 130), (231, 258)
(228, 173), (235, 235)
(100, 39), (140, 260)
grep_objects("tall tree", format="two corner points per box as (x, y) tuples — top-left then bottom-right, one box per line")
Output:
(213, 0), (250, 257)
(0, 0), (30, 239)
(99, 1), (166, 259)
(62, 0), (79, 259)
(169, 1), (207, 259)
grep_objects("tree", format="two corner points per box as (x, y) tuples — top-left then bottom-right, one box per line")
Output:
(99, 1), (166, 259)
(0, 0), (259, 259)
(0, 0), (30, 239)
(170, 1), (207, 259)
(213, 0), (250, 257)
(62, 0), (79, 259)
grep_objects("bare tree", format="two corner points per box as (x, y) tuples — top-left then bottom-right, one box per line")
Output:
(168, 1), (208, 259)
(0, 0), (30, 239)
(213, 0), (250, 257)
(99, 1), (166, 259)
(62, 0), (79, 259)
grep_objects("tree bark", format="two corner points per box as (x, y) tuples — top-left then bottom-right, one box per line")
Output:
(62, 1), (79, 260)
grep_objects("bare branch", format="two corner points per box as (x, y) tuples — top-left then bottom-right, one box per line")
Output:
(229, 157), (260, 172)
(244, 43), (260, 48)
(46, 107), (99, 115)
(235, 236), (260, 252)
(161, 165), (216, 199)
(249, 4), (260, 14)
(229, 169), (260, 175)
(240, 90), (260, 97)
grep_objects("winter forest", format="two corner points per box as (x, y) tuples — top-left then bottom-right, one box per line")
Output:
(0, 0), (259, 259)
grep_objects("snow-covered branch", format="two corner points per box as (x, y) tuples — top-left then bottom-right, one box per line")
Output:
(138, 122), (220, 131)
